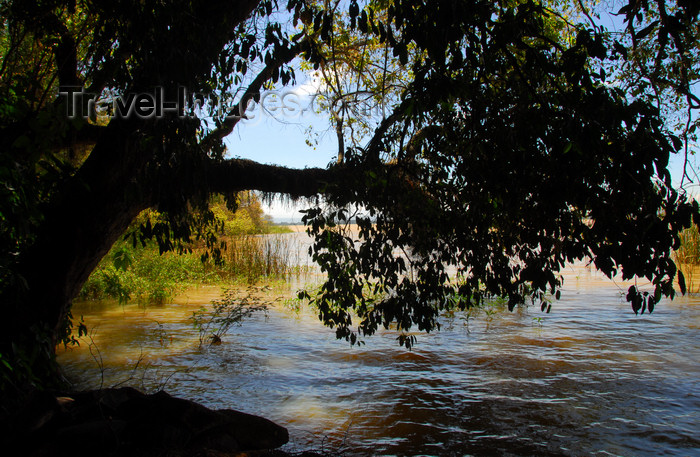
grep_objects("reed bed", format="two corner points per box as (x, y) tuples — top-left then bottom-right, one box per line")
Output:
(220, 234), (313, 283)
(674, 224), (700, 294)
(80, 233), (314, 304)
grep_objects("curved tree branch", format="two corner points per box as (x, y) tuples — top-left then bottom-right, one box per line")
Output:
(206, 157), (335, 198)
(201, 38), (308, 151)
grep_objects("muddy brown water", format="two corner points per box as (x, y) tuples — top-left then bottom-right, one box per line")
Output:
(58, 235), (700, 456)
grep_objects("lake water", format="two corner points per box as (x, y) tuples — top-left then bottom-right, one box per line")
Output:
(57, 233), (700, 456)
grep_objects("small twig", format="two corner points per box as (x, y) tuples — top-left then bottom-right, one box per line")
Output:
(111, 349), (145, 388)
(576, 0), (599, 31)
(86, 329), (105, 390)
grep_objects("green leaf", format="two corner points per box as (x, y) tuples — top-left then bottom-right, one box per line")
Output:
(635, 21), (659, 40)
(678, 270), (687, 295)
(112, 247), (133, 271)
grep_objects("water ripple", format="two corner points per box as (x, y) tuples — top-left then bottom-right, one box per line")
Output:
(58, 263), (700, 456)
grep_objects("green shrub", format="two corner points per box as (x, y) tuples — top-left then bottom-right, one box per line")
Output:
(191, 288), (270, 347)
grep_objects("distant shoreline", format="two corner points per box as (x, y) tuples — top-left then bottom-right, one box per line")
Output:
(280, 224), (362, 233)
(283, 224), (306, 233)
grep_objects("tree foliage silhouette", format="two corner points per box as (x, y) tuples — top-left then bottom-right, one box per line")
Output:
(0, 0), (698, 384)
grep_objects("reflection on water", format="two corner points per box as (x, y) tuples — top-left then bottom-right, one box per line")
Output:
(58, 257), (700, 456)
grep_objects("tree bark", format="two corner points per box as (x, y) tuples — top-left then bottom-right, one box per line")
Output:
(9, 120), (152, 347)
(207, 158), (334, 197)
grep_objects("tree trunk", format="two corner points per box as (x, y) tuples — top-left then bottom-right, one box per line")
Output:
(3, 120), (153, 382)
(1, 116), (335, 384)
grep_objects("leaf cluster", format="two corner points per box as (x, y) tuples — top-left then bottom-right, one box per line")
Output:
(301, 0), (700, 347)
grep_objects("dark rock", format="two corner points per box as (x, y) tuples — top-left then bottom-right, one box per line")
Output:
(215, 408), (289, 450)
(18, 387), (289, 457)
(54, 418), (127, 448)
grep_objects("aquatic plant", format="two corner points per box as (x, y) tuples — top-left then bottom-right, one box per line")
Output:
(191, 288), (271, 348)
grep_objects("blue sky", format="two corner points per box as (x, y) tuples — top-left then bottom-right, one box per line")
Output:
(225, 107), (337, 170)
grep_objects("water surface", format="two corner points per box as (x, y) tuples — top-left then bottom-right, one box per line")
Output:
(58, 244), (700, 457)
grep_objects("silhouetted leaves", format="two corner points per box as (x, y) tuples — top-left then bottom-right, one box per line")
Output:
(301, 0), (698, 346)
(1, 0), (697, 359)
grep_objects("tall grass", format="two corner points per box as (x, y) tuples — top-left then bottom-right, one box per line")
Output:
(220, 234), (312, 284)
(675, 225), (700, 264)
(674, 224), (700, 293)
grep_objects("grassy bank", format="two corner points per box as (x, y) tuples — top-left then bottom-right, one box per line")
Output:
(79, 195), (311, 305)
(79, 233), (314, 304)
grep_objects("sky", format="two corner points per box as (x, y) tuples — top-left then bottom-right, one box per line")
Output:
(224, 93), (337, 170)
